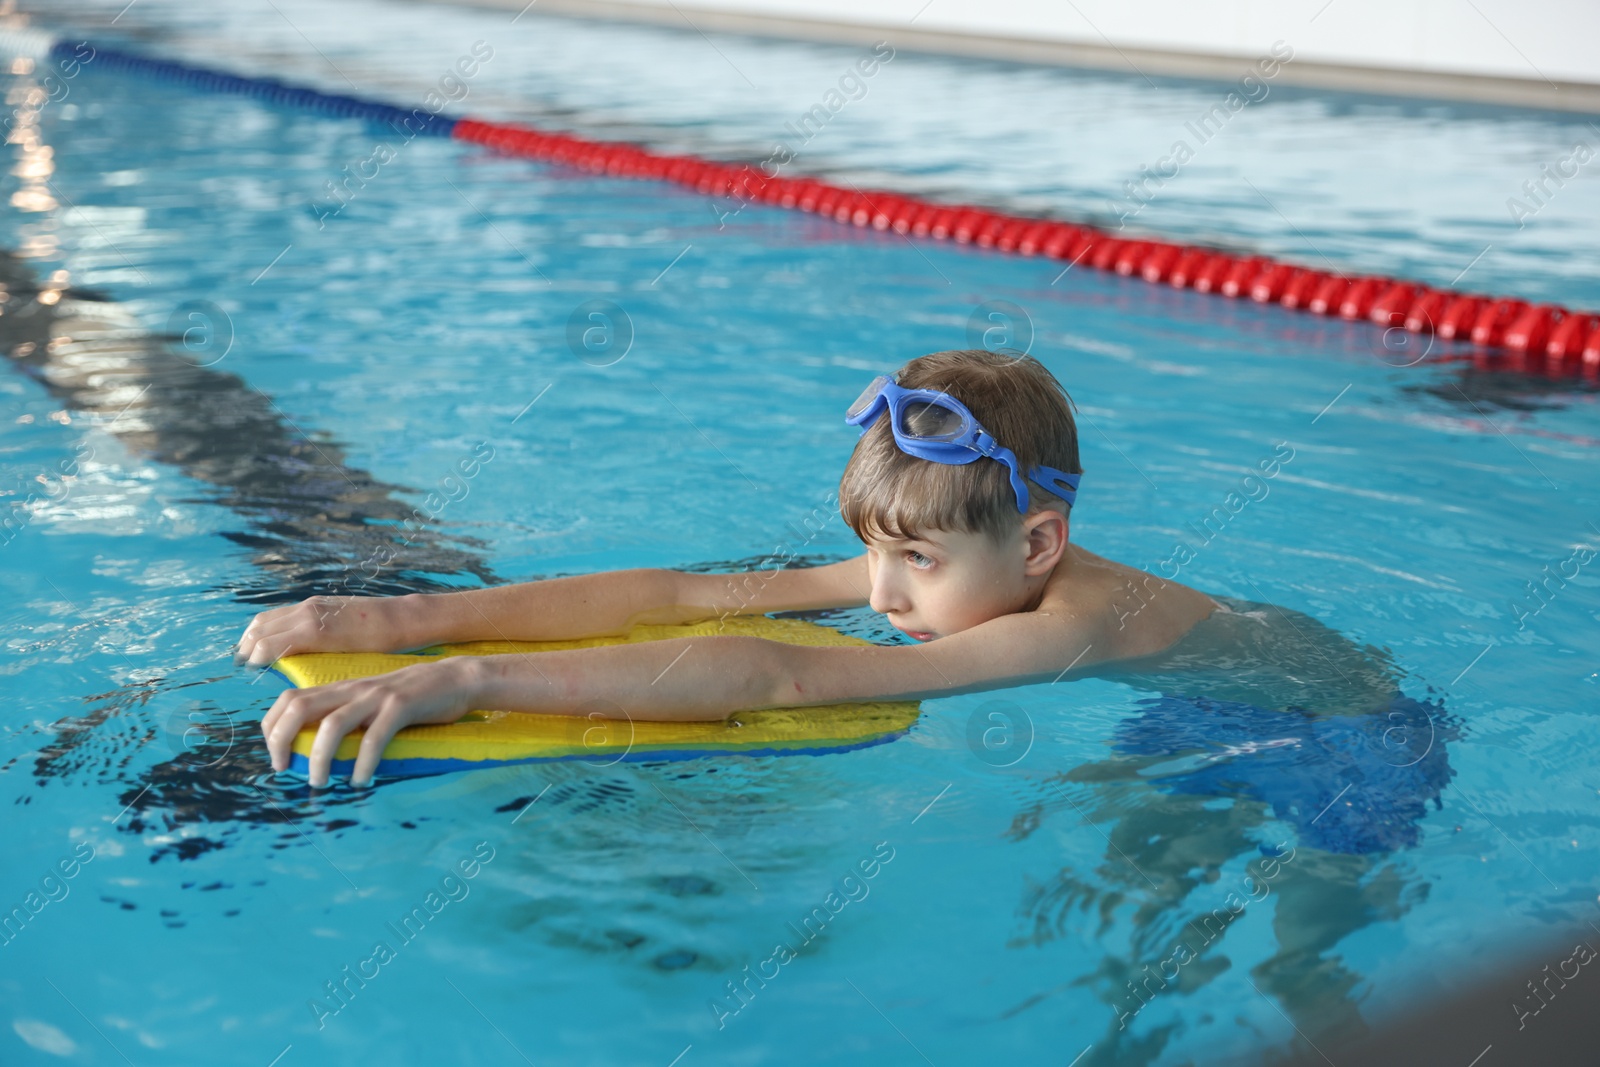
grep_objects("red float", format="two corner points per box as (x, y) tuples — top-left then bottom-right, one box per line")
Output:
(1278, 269), (1324, 309)
(1014, 223), (1053, 255)
(1469, 299), (1529, 347)
(1118, 242), (1167, 276)
(866, 196), (904, 229)
(1166, 250), (1212, 289)
(1219, 257), (1270, 298)
(1436, 296), (1484, 340)
(1404, 290), (1447, 333)
(1085, 238), (1124, 271)
(1248, 264), (1295, 303)
(885, 201), (920, 232)
(1039, 226), (1082, 258)
(1191, 255), (1236, 294)
(1582, 322), (1600, 366)
(1547, 313), (1599, 361)
(1307, 276), (1350, 316)
(901, 203), (937, 235)
(1368, 283), (1421, 326)
(813, 186), (847, 216)
(927, 209), (962, 239)
(814, 185), (848, 215)
(1140, 244), (1182, 283)
(703, 168), (738, 195)
(972, 214), (1012, 247)
(1502, 305), (1564, 353)
(940, 211), (979, 241)
(668, 159), (703, 184)
(1064, 232), (1101, 264)
(1034, 226), (1072, 257)
(938, 210), (970, 240)
(734, 168), (766, 196)
(998, 220), (1038, 252)
(1081, 238), (1120, 273)
(755, 176), (792, 205)
(1339, 278), (1384, 320)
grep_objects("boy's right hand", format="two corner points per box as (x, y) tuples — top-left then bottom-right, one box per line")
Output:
(235, 595), (417, 668)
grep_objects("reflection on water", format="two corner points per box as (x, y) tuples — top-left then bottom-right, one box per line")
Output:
(1402, 361), (1600, 414)
(0, 258), (498, 603)
(0, 239), (513, 830)
(1082, 280), (1600, 401)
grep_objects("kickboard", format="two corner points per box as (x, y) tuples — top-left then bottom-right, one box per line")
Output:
(270, 614), (921, 779)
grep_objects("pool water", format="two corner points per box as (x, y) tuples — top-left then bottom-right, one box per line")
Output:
(3, 3), (1599, 1065)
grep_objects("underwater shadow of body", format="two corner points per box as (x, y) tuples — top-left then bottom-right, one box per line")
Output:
(0, 244), (516, 826)
(1008, 594), (1463, 1065)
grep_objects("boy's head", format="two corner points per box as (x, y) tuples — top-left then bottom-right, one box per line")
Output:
(838, 349), (1083, 641)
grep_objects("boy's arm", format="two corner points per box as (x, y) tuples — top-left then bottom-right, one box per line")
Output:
(473, 607), (1106, 723)
(238, 556), (871, 666)
(415, 554), (871, 638)
(266, 604), (1103, 787)
(765, 607), (1109, 706)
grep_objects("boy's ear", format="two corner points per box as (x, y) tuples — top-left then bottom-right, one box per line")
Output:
(1021, 510), (1069, 574)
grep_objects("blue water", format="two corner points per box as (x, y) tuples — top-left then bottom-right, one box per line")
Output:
(3, 3), (1599, 1065)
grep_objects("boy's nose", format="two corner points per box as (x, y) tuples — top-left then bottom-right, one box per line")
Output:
(868, 572), (909, 616)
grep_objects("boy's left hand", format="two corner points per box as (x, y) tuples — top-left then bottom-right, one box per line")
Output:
(261, 659), (480, 788)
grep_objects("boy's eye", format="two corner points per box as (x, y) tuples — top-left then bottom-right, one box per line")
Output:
(906, 551), (932, 568)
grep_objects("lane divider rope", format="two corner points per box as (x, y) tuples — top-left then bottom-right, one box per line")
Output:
(16, 34), (1600, 376)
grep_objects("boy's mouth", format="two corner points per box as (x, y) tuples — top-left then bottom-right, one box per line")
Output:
(894, 624), (936, 642)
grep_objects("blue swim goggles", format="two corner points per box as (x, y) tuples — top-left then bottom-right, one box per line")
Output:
(845, 374), (1081, 512)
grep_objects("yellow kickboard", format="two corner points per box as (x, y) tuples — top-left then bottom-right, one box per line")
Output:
(272, 614), (921, 778)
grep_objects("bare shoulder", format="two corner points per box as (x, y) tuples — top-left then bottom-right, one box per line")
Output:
(1038, 544), (1222, 665)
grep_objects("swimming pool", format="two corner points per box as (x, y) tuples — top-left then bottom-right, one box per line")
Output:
(3, 2), (1599, 1064)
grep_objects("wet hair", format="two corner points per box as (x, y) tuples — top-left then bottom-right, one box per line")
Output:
(838, 349), (1083, 546)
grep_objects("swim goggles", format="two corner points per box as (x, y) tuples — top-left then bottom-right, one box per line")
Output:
(845, 374), (1081, 512)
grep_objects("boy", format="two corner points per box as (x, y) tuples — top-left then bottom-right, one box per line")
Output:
(242, 349), (1223, 788)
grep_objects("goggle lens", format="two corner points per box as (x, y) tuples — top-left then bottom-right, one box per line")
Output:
(897, 400), (965, 441)
(846, 376), (892, 420)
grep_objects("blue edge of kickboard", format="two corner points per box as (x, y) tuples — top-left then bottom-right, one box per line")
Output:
(52, 40), (459, 137)
(265, 666), (913, 781)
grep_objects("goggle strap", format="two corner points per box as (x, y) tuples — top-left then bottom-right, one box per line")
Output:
(981, 442), (1030, 513)
(1028, 466), (1082, 506)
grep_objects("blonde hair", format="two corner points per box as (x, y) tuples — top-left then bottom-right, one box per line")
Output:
(838, 349), (1083, 545)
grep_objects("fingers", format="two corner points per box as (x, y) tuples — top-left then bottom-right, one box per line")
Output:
(262, 683), (349, 773)
(259, 656), (454, 789)
(237, 601), (302, 654)
(261, 680), (408, 788)
(306, 692), (385, 788)
(259, 684), (297, 746)
(350, 700), (409, 788)
(238, 619), (293, 668)
(237, 597), (340, 667)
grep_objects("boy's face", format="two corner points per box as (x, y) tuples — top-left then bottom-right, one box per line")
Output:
(862, 518), (1061, 641)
